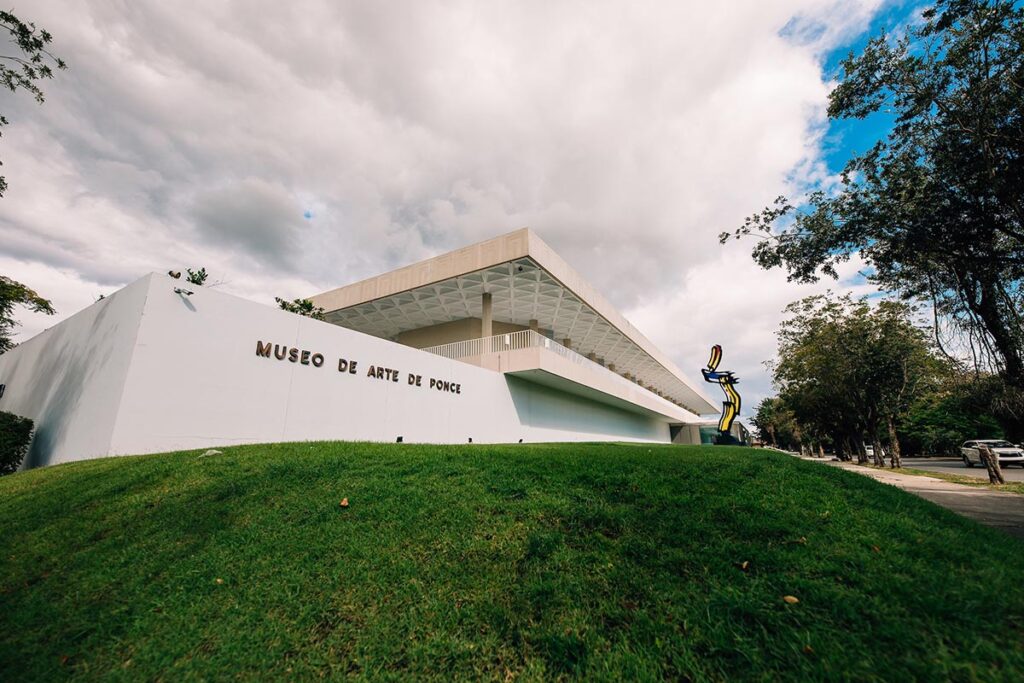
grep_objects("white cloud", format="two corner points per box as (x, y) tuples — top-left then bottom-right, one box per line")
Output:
(624, 244), (878, 413)
(0, 0), (889, 418)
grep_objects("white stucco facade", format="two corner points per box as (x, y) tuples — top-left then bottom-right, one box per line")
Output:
(0, 274), (682, 468)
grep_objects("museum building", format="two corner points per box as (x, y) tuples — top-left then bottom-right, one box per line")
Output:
(0, 229), (717, 468)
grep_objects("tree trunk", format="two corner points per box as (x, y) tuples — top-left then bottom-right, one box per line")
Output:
(967, 273), (1024, 391)
(871, 435), (886, 468)
(887, 416), (902, 468)
(854, 436), (868, 465)
(978, 443), (1006, 485)
(818, 443), (826, 459)
(793, 423), (804, 457)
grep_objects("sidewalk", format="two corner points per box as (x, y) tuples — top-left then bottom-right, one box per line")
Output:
(798, 456), (1024, 540)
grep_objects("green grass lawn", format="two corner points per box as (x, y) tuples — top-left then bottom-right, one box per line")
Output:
(1, 443), (1023, 681)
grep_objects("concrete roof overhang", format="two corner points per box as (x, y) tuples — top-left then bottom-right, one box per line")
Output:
(310, 228), (719, 415)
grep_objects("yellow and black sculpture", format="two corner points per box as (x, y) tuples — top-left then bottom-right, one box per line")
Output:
(701, 344), (741, 442)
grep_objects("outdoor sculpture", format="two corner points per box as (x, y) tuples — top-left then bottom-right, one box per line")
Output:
(701, 344), (741, 443)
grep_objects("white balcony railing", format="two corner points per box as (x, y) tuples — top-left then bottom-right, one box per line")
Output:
(422, 329), (545, 359)
(421, 330), (691, 412)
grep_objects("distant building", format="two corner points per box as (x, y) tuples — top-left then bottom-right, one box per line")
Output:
(0, 229), (718, 468)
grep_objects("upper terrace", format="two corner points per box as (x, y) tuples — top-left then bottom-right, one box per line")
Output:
(310, 228), (718, 420)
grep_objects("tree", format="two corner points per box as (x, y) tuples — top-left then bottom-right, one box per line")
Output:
(0, 275), (55, 353)
(771, 294), (937, 466)
(185, 268), (208, 286)
(899, 370), (1004, 455)
(864, 301), (940, 467)
(0, 410), (33, 474)
(275, 297), (325, 320)
(751, 397), (801, 451)
(723, 1), (1024, 400)
(773, 296), (867, 462)
(752, 397), (782, 447)
(1, 10), (67, 197)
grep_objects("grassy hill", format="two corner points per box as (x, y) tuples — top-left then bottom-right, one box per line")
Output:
(1, 442), (1023, 680)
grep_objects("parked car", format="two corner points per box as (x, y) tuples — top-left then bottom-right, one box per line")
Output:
(865, 444), (885, 459)
(960, 440), (1024, 468)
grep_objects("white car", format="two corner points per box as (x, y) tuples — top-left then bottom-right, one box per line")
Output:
(960, 440), (1024, 468)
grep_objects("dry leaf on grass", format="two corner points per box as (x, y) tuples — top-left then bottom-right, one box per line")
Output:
(783, 595), (800, 604)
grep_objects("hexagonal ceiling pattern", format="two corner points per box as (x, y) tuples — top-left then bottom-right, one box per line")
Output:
(324, 258), (711, 415)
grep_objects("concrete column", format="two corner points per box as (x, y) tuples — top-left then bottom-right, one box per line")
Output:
(481, 292), (492, 338)
(562, 338), (571, 350)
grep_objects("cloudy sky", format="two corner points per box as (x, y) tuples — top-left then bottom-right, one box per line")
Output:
(1, 0), (913, 413)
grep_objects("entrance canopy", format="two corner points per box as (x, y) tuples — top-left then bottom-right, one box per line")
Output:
(310, 229), (718, 417)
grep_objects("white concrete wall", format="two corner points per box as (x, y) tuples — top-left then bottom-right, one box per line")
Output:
(0, 276), (153, 468)
(107, 275), (668, 458)
(0, 274), (670, 467)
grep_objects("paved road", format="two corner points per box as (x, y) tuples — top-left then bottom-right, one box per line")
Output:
(903, 457), (1024, 482)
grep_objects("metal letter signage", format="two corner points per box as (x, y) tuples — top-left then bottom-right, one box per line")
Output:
(253, 340), (463, 397)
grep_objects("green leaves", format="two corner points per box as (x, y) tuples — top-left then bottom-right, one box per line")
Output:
(0, 10), (67, 198)
(0, 274), (55, 353)
(770, 293), (936, 457)
(185, 267), (209, 286)
(0, 10), (66, 103)
(275, 297), (326, 320)
(729, 0), (1024, 389)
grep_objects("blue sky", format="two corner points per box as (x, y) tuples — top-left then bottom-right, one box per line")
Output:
(764, 1), (922, 305)
(819, 1), (919, 173)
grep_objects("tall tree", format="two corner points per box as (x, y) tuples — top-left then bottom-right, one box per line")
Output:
(778, 300), (865, 461)
(1, 10), (67, 197)
(751, 397), (800, 450)
(0, 275), (55, 353)
(899, 370), (1004, 455)
(862, 301), (940, 467)
(772, 294), (937, 466)
(723, 1), (1024, 397)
